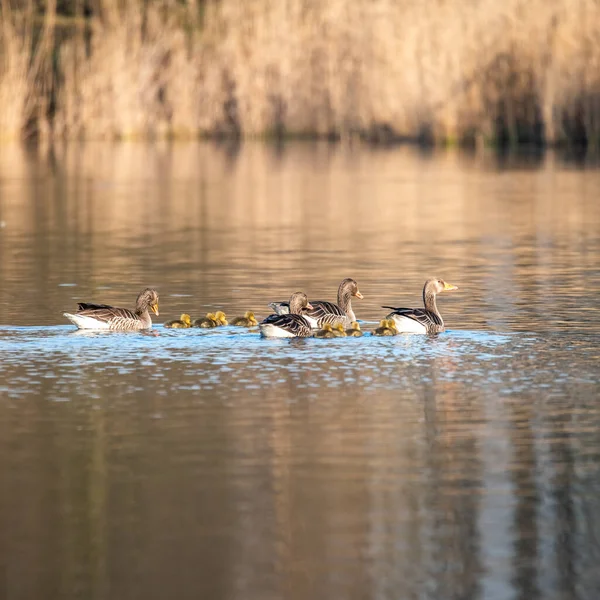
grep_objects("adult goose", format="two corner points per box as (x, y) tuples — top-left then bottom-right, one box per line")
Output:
(383, 278), (458, 334)
(302, 278), (363, 328)
(63, 288), (159, 330)
(268, 279), (363, 327)
(268, 302), (290, 315)
(259, 292), (313, 338)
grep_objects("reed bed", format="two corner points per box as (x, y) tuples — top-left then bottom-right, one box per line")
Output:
(3, 0), (600, 144)
(0, 0), (56, 140)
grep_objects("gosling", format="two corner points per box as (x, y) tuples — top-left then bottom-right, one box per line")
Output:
(314, 323), (336, 339)
(164, 313), (192, 328)
(346, 321), (363, 337)
(214, 310), (228, 326)
(331, 323), (347, 337)
(193, 313), (218, 328)
(373, 319), (398, 336)
(231, 311), (258, 327)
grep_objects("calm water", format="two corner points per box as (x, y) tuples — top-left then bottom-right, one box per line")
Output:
(0, 142), (599, 600)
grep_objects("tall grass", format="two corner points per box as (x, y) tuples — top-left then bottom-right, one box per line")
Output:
(0, 0), (56, 139)
(4, 0), (600, 144)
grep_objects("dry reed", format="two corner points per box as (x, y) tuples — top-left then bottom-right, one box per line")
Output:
(3, 0), (600, 144)
(0, 0), (56, 139)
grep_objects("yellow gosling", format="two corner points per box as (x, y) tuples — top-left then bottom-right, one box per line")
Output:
(314, 323), (336, 339)
(193, 313), (218, 328)
(164, 313), (192, 328)
(231, 311), (258, 327)
(373, 319), (397, 336)
(214, 310), (228, 326)
(346, 321), (363, 337)
(332, 323), (347, 337)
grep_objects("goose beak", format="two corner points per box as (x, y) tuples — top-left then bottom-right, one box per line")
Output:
(443, 282), (458, 291)
(306, 302), (314, 310)
(354, 290), (364, 299)
(151, 303), (160, 316)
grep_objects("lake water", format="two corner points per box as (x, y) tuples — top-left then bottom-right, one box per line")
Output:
(0, 142), (599, 600)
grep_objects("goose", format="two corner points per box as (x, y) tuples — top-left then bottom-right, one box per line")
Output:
(267, 302), (289, 315)
(383, 278), (458, 334)
(63, 288), (159, 330)
(302, 278), (363, 328)
(259, 292), (313, 338)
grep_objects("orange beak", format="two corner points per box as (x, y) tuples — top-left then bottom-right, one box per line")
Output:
(354, 290), (364, 299)
(151, 303), (160, 316)
(306, 302), (314, 310)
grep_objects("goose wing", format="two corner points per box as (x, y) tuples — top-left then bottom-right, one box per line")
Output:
(77, 302), (115, 311)
(75, 304), (139, 324)
(382, 306), (443, 328)
(306, 301), (345, 317)
(260, 313), (312, 337)
(303, 301), (347, 327)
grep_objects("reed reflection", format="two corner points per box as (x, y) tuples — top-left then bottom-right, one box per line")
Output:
(0, 143), (600, 600)
(508, 401), (541, 600)
(1, 142), (599, 334)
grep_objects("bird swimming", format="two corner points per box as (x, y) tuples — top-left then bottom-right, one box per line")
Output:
(63, 288), (159, 331)
(259, 292), (313, 338)
(346, 321), (363, 337)
(295, 278), (364, 329)
(314, 323), (336, 338)
(231, 311), (258, 327)
(383, 278), (458, 334)
(331, 323), (347, 337)
(164, 313), (192, 328)
(373, 319), (398, 336)
(193, 313), (218, 328)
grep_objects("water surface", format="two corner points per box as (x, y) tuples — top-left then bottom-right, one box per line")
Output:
(0, 143), (599, 600)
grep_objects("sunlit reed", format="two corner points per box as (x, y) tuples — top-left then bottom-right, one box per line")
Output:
(3, 0), (600, 144)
